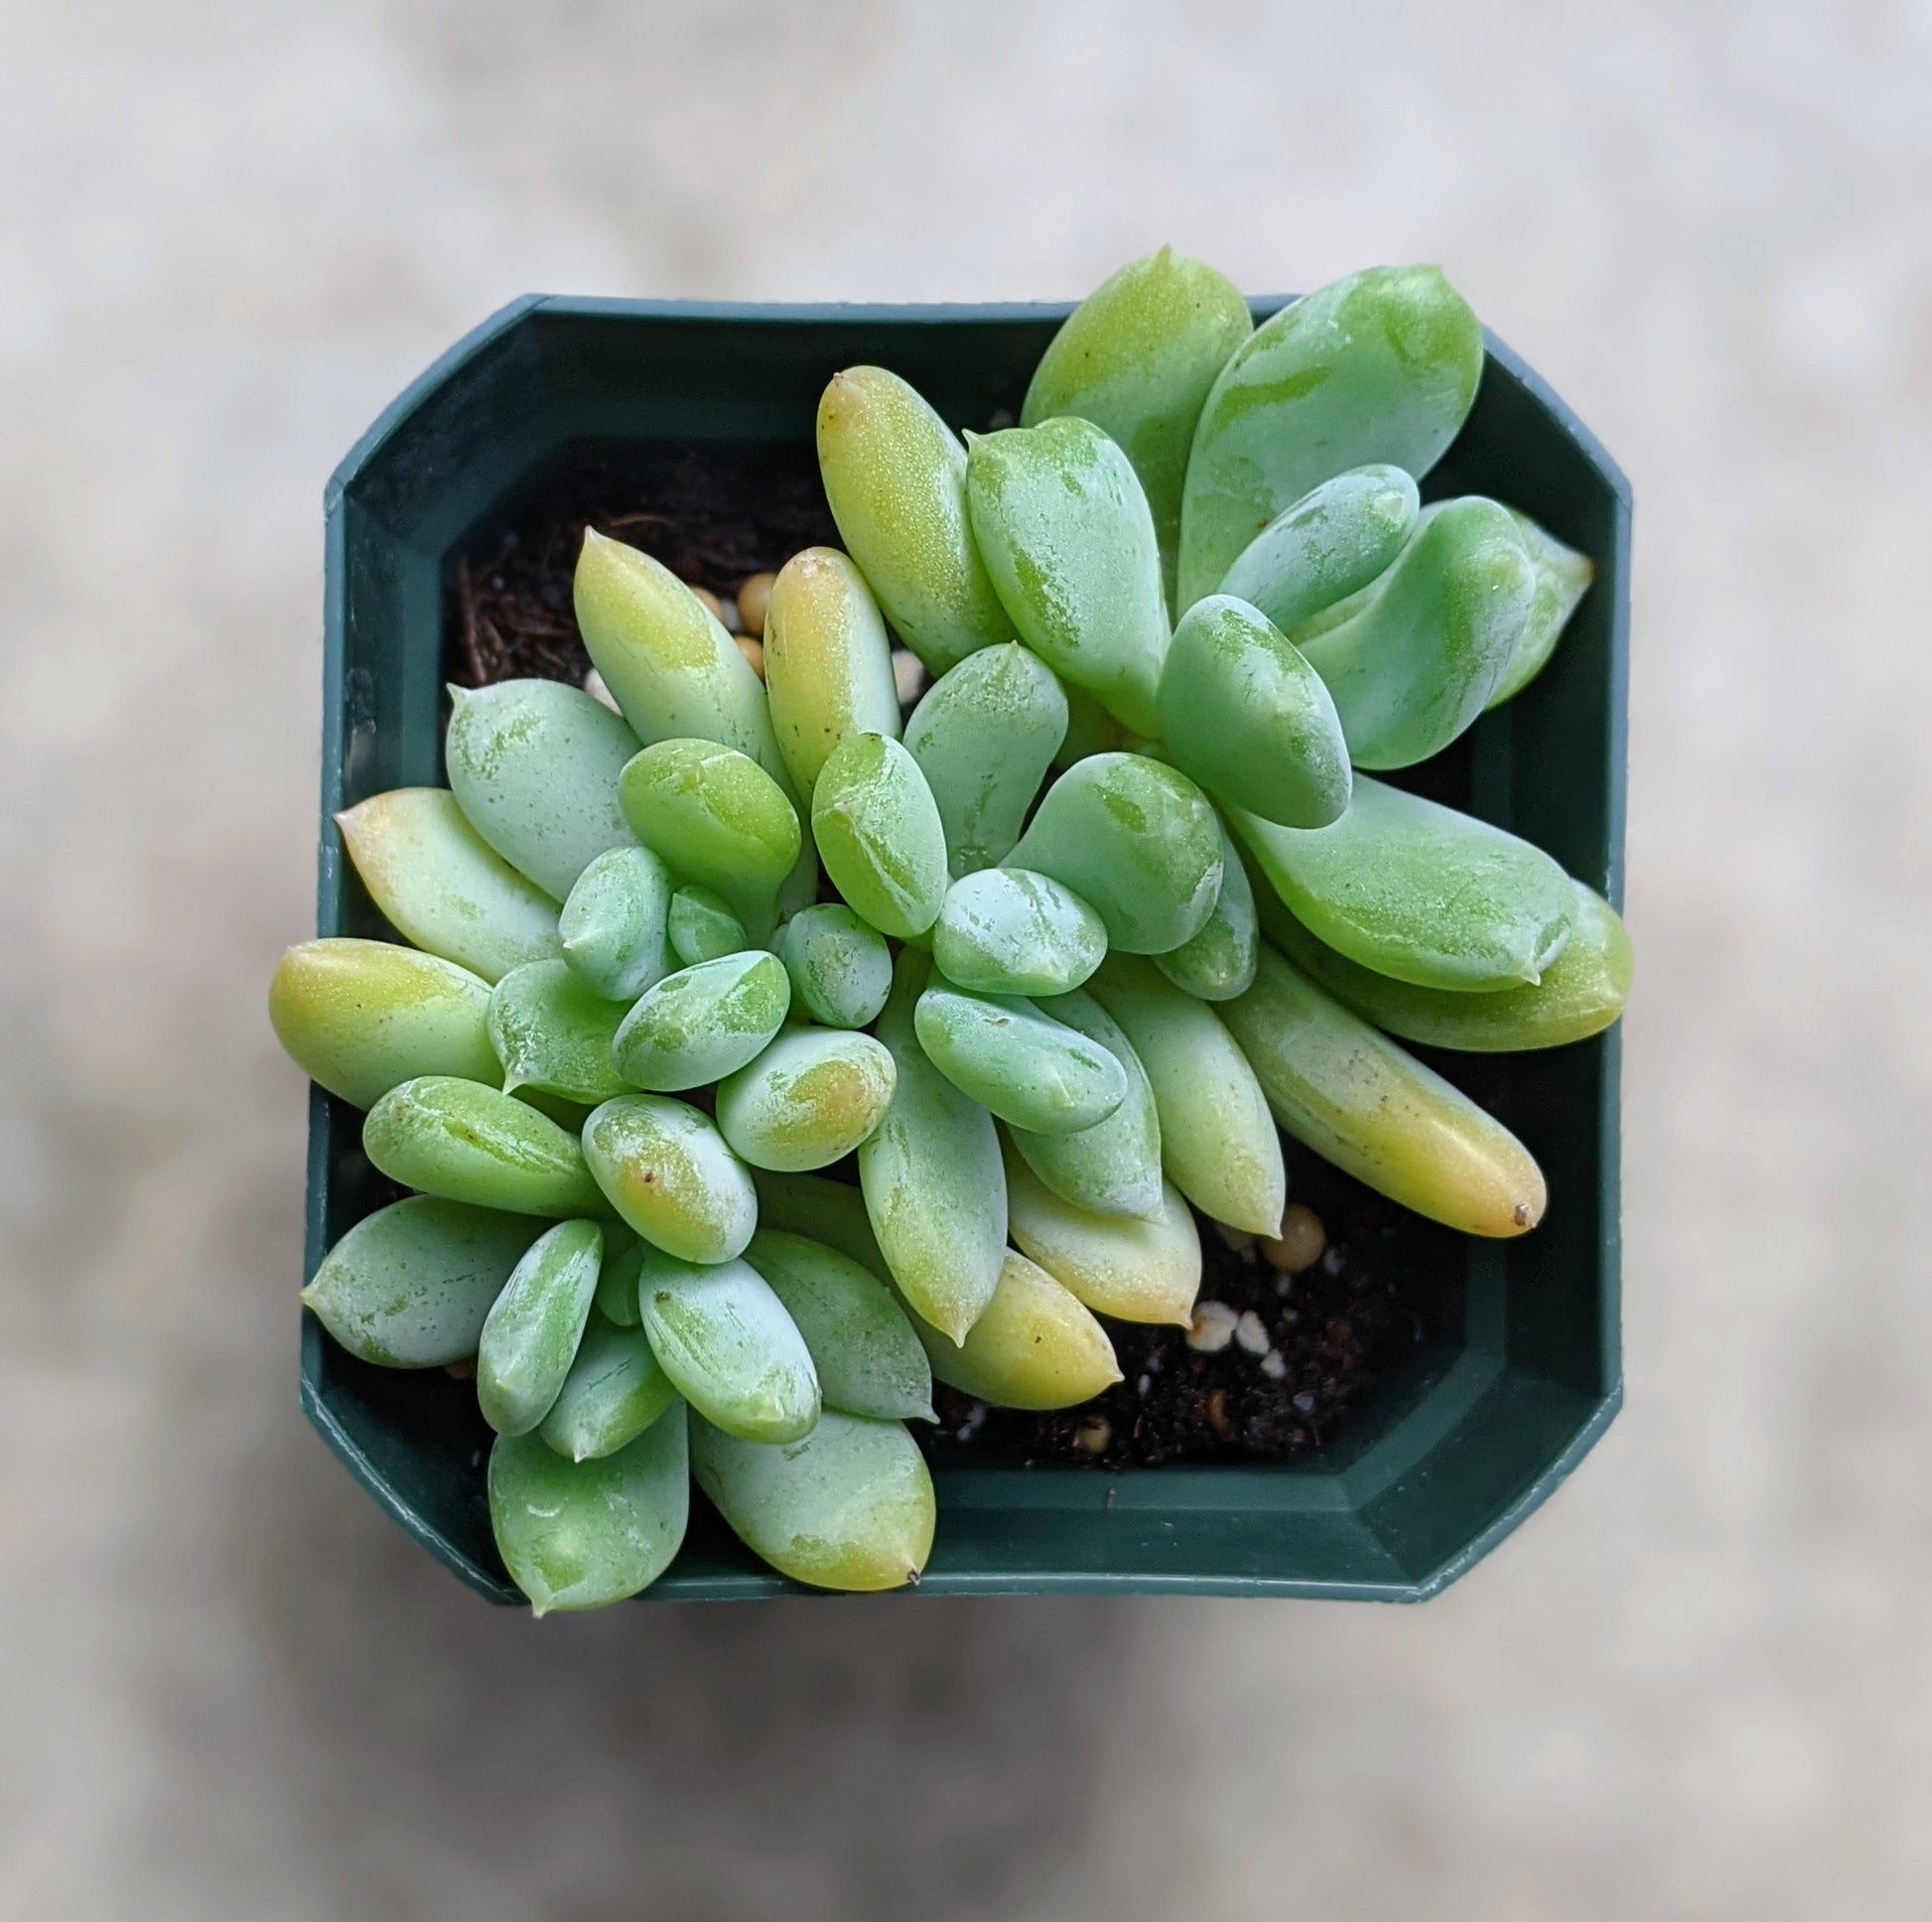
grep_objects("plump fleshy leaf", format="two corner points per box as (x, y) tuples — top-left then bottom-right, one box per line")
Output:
(611, 950), (791, 1092)
(1232, 774), (1579, 991)
(637, 1249), (820, 1443)
(774, 903), (894, 1030)
(912, 986), (1127, 1136)
(559, 845), (676, 1002)
(363, 1076), (604, 1217)
(487, 960), (632, 1103)
(1222, 944), (1547, 1237)
(1003, 1146), (1200, 1327)
(690, 1409), (934, 1592)
(488, 1404), (689, 1614)
(762, 546), (902, 793)
(1022, 245), (1253, 611)
(1086, 957), (1285, 1236)
(445, 678), (641, 900)
(903, 642), (1067, 879)
(1296, 496), (1533, 768)
(270, 938), (498, 1109)
(816, 366), (1017, 673)
(477, 1219), (604, 1436)
(810, 733), (949, 940)
(336, 788), (562, 983)
(857, 950), (1007, 1344)
(930, 868), (1107, 998)
(302, 1196), (540, 1368)
(744, 1229), (934, 1422)
(618, 739), (801, 939)
(1177, 264), (1483, 608)
(537, 1315), (678, 1462)
(715, 1027), (897, 1172)
(582, 1093), (759, 1264)
(1157, 596), (1351, 828)
(1216, 465), (1420, 634)
(1153, 816), (1258, 1002)
(1004, 987), (1165, 1220)
(1006, 754), (1222, 955)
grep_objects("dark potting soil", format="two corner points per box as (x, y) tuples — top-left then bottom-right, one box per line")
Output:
(446, 441), (838, 688)
(443, 446), (1462, 1471)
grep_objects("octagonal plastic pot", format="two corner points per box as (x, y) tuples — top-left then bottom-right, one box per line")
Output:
(304, 292), (1628, 1603)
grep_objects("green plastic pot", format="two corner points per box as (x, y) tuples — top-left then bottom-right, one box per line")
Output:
(307, 294), (1628, 1602)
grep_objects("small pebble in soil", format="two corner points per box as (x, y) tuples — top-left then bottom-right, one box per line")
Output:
(1186, 1301), (1238, 1353)
(690, 585), (728, 624)
(892, 649), (927, 708)
(1259, 1349), (1288, 1381)
(444, 1357), (477, 1381)
(1213, 1221), (1256, 1255)
(736, 633), (766, 679)
(738, 571), (776, 636)
(1234, 1309), (1271, 1355)
(1075, 1415), (1112, 1455)
(1262, 1202), (1326, 1274)
(583, 667), (621, 712)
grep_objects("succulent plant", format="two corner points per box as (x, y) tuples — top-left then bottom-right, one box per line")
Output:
(275, 255), (1629, 1608)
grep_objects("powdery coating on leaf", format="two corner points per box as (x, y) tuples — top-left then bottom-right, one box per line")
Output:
(445, 678), (642, 901)
(1005, 986), (1165, 1221)
(689, 1408), (935, 1592)
(762, 546), (902, 793)
(743, 1230), (933, 1423)
(1222, 945), (1546, 1237)
(302, 1195), (540, 1368)
(1021, 245), (1253, 608)
(362, 1076), (603, 1216)
(1485, 508), (1595, 708)
(269, 938), (498, 1109)
(1216, 466), (1421, 633)
(666, 885), (746, 965)
(858, 950), (1007, 1344)
(716, 1029), (897, 1173)
(775, 904), (894, 1029)
(1154, 816), (1259, 1002)
(611, 951), (791, 1091)
(965, 419), (1169, 736)
(930, 868), (1107, 997)
(902, 642), (1068, 879)
(488, 1405), (690, 1614)
(1157, 597), (1351, 829)
(537, 1318), (677, 1462)
(1263, 878), (1631, 1053)
(912, 987), (1128, 1136)
(815, 367), (1016, 674)
(1295, 497), (1534, 769)
(1232, 775), (1579, 991)
(1006, 754), (1222, 954)
(486, 960), (632, 1102)
(582, 1093), (759, 1264)
(559, 845), (675, 1002)
(477, 1218), (604, 1436)
(637, 1253), (820, 1443)
(1177, 265), (1483, 608)
(1003, 1149), (1201, 1327)
(573, 531), (788, 784)
(1085, 957), (1286, 1237)
(335, 788), (564, 984)
(618, 740), (802, 931)
(810, 734), (949, 940)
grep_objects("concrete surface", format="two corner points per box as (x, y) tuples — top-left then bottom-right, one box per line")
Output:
(3, 2), (1929, 1916)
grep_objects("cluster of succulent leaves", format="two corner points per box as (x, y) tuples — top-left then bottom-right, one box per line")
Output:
(272, 251), (1632, 1611)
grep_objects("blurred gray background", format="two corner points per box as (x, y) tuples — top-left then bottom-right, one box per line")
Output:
(4, 2), (1929, 1916)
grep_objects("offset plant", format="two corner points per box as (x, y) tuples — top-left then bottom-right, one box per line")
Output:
(273, 253), (1632, 1609)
